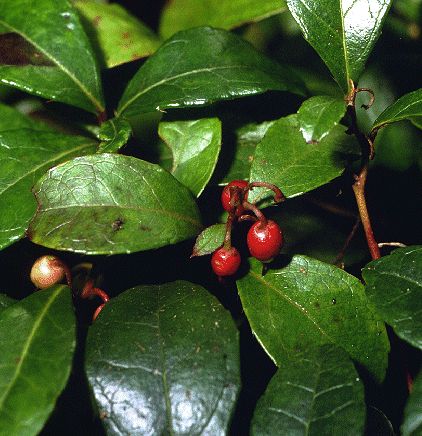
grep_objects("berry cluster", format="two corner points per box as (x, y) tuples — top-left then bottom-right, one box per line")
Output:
(211, 180), (285, 277)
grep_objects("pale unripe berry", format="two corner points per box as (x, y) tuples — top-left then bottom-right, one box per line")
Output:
(30, 255), (66, 289)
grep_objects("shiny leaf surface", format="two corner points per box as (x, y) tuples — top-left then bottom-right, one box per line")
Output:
(29, 154), (202, 254)
(237, 256), (390, 382)
(0, 285), (76, 436)
(97, 117), (132, 153)
(117, 27), (306, 118)
(0, 102), (53, 132)
(86, 281), (240, 435)
(401, 369), (422, 436)
(363, 246), (422, 350)
(0, 294), (15, 312)
(191, 223), (226, 257)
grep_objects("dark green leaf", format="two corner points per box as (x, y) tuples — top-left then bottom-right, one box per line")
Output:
(158, 118), (222, 196)
(0, 102), (53, 132)
(237, 256), (390, 382)
(363, 246), (422, 350)
(401, 369), (422, 436)
(0, 130), (97, 250)
(286, 0), (392, 92)
(86, 281), (240, 435)
(0, 0), (104, 113)
(0, 285), (76, 436)
(117, 27), (306, 118)
(29, 154), (202, 254)
(248, 114), (358, 204)
(97, 117), (132, 153)
(252, 345), (365, 435)
(191, 223), (226, 257)
(297, 96), (346, 143)
(0, 294), (15, 312)
(75, 0), (161, 68)
(372, 88), (422, 131)
(159, 0), (286, 39)
(411, 116), (422, 130)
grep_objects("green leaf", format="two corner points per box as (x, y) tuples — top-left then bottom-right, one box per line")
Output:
(252, 345), (365, 435)
(371, 88), (422, 131)
(0, 294), (15, 312)
(0, 130), (97, 251)
(236, 256), (390, 382)
(159, 0), (286, 39)
(97, 117), (132, 153)
(401, 369), (422, 436)
(158, 118), (222, 197)
(86, 281), (240, 435)
(0, 0), (104, 113)
(286, 0), (392, 93)
(75, 1), (161, 68)
(191, 223), (226, 257)
(297, 96), (346, 143)
(248, 114), (358, 204)
(0, 102), (53, 132)
(363, 246), (422, 350)
(28, 154), (202, 254)
(117, 27), (306, 118)
(0, 285), (76, 436)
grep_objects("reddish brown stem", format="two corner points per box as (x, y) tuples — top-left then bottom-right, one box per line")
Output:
(333, 216), (361, 266)
(223, 212), (235, 249)
(238, 214), (258, 223)
(248, 181), (285, 203)
(242, 201), (267, 227)
(97, 110), (107, 125)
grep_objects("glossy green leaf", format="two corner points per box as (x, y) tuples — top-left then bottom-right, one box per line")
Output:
(297, 96), (346, 143)
(286, 0), (392, 93)
(252, 345), (365, 435)
(117, 27), (306, 118)
(97, 117), (132, 153)
(191, 223), (226, 257)
(401, 369), (422, 436)
(363, 246), (422, 350)
(0, 0), (104, 113)
(237, 256), (390, 382)
(0, 294), (15, 312)
(86, 281), (240, 435)
(372, 88), (422, 131)
(0, 285), (76, 436)
(158, 118), (222, 197)
(0, 102), (53, 132)
(0, 130), (97, 251)
(75, 1), (161, 68)
(159, 0), (286, 39)
(248, 114), (358, 204)
(29, 154), (202, 254)
(411, 116), (422, 131)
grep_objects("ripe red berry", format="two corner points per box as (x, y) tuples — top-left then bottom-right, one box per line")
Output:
(247, 220), (283, 262)
(221, 180), (249, 215)
(211, 247), (241, 277)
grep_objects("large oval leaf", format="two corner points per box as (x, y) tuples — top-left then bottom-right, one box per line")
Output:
(237, 256), (390, 382)
(286, 0), (392, 93)
(28, 154), (202, 254)
(363, 246), (422, 350)
(0, 130), (97, 251)
(0, 102), (54, 132)
(0, 294), (15, 313)
(0, 285), (76, 436)
(117, 27), (306, 118)
(252, 345), (365, 435)
(0, 0), (104, 113)
(401, 369), (422, 436)
(85, 281), (240, 435)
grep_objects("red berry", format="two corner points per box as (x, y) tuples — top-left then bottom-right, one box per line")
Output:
(211, 247), (241, 276)
(247, 220), (283, 261)
(221, 180), (248, 215)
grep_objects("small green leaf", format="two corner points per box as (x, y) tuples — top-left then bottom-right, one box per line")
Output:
(0, 102), (53, 132)
(86, 281), (240, 435)
(191, 223), (226, 257)
(252, 345), (365, 435)
(401, 369), (422, 436)
(0, 294), (15, 312)
(0, 285), (76, 436)
(117, 27), (305, 118)
(248, 114), (358, 204)
(158, 118), (222, 197)
(75, 1), (161, 68)
(159, 0), (286, 39)
(0, 130), (97, 251)
(372, 88), (422, 131)
(97, 117), (132, 153)
(237, 256), (390, 382)
(29, 154), (202, 254)
(286, 0), (392, 92)
(0, 0), (104, 113)
(297, 96), (346, 143)
(363, 246), (422, 350)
